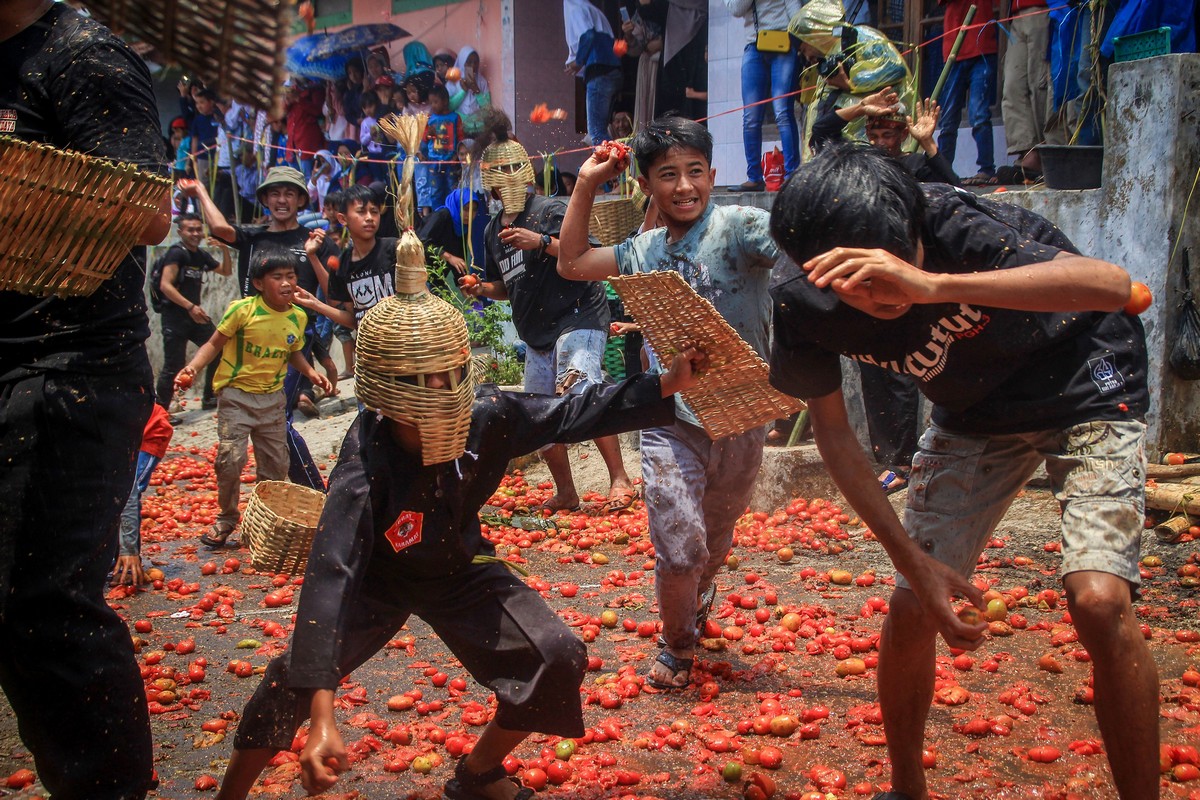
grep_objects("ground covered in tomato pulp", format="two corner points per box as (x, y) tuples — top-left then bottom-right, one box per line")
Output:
(2, 409), (1200, 800)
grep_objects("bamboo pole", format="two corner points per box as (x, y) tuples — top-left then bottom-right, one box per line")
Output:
(930, 4), (977, 104)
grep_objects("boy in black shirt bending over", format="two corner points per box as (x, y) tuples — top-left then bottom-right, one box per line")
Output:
(155, 212), (233, 412)
(768, 145), (1157, 800)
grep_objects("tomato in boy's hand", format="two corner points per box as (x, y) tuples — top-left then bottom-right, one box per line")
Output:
(326, 255), (340, 271)
(459, 274), (479, 288)
(1124, 281), (1152, 315)
(593, 140), (630, 171)
(610, 322), (620, 336)
(176, 371), (194, 390)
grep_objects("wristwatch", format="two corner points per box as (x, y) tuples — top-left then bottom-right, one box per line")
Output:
(540, 233), (552, 253)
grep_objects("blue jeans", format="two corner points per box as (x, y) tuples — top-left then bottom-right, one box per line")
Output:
(585, 69), (622, 146)
(118, 450), (161, 557)
(740, 44), (800, 182)
(937, 53), (997, 175)
(283, 323), (326, 492)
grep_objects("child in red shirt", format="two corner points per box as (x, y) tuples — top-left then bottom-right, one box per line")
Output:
(112, 404), (174, 585)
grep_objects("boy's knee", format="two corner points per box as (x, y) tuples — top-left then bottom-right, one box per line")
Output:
(882, 589), (938, 644)
(1066, 574), (1134, 639)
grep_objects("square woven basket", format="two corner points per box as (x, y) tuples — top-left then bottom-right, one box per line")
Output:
(241, 481), (326, 576)
(589, 196), (644, 247)
(608, 271), (805, 439)
(0, 137), (170, 298)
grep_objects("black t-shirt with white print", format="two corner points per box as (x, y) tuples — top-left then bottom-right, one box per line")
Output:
(328, 237), (397, 322)
(769, 184), (1149, 435)
(160, 245), (219, 321)
(226, 225), (336, 328)
(0, 3), (168, 379)
(483, 195), (608, 351)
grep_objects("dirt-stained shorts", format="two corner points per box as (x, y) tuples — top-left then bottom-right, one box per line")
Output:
(523, 328), (607, 397)
(895, 420), (1146, 591)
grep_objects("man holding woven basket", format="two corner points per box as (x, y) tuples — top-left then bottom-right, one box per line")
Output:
(0, 1), (172, 797)
(212, 261), (707, 800)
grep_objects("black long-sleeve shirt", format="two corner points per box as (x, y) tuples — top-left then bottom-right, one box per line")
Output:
(810, 92), (960, 186)
(288, 375), (675, 689)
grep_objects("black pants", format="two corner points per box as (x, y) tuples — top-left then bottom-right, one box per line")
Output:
(156, 314), (217, 409)
(858, 361), (921, 471)
(233, 562), (587, 750)
(212, 168), (237, 222)
(0, 370), (155, 799)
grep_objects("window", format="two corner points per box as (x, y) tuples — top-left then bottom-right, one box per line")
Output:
(293, 0), (353, 32)
(391, 0), (467, 13)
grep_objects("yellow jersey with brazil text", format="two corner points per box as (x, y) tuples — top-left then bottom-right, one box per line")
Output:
(212, 295), (306, 394)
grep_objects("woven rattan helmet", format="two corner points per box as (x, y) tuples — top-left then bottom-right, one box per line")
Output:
(481, 138), (536, 213)
(354, 248), (474, 465)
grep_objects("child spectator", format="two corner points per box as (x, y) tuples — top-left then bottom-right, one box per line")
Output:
(170, 116), (190, 179)
(558, 116), (780, 690)
(433, 50), (456, 85)
(358, 90), (384, 181)
(188, 87), (220, 181)
(175, 247), (333, 547)
(400, 74), (432, 116)
(306, 149), (344, 214)
(446, 47), (491, 136)
(374, 75), (399, 116)
(421, 84), (464, 213)
(112, 405), (174, 586)
(234, 146), (262, 223)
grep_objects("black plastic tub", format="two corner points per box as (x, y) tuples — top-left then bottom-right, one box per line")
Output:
(1036, 144), (1104, 190)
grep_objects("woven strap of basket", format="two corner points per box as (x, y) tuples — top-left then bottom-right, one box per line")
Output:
(471, 554), (531, 577)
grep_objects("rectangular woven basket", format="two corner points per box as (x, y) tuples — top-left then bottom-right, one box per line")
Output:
(242, 481), (326, 576)
(85, 0), (292, 113)
(0, 137), (170, 298)
(609, 271), (805, 439)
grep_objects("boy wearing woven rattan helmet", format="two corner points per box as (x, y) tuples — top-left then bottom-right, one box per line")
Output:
(211, 260), (708, 800)
(175, 248), (333, 548)
(460, 109), (639, 516)
(558, 116), (781, 691)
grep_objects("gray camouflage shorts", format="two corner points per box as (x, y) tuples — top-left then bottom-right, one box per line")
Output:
(895, 420), (1146, 590)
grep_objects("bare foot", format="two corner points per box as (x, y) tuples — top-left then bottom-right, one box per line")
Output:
(539, 493), (580, 513)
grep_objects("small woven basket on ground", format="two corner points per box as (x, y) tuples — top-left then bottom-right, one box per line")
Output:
(241, 481), (326, 576)
(589, 196), (644, 247)
(0, 137), (171, 297)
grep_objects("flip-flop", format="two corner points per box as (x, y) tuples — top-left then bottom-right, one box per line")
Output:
(645, 650), (693, 690)
(444, 757), (534, 800)
(879, 470), (908, 496)
(962, 172), (999, 186)
(200, 522), (235, 549)
(600, 486), (639, 514)
(538, 499), (581, 514)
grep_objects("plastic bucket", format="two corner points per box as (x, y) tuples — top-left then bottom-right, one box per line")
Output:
(1036, 145), (1104, 190)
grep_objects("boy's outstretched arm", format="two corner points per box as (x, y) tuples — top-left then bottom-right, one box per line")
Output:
(178, 179), (236, 243)
(804, 390), (987, 650)
(176, 331), (230, 389)
(557, 150), (624, 281)
(292, 287), (357, 329)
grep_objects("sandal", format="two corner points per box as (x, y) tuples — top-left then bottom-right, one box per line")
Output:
(879, 469), (908, 496)
(871, 794), (916, 800)
(200, 521), (235, 549)
(600, 486), (639, 514)
(646, 650), (693, 690)
(962, 172), (998, 186)
(444, 756), (534, 800)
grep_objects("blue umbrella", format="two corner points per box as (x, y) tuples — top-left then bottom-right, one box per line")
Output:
(286, 34), (352, 81)
(308, 23), (410, 61)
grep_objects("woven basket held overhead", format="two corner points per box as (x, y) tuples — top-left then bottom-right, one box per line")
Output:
(86, 0), (292, 114)
(608, 271), (806, 440)
(0, 137), (171, 298)
(589, 196), (643, 247)
(241, 481), (326, 575)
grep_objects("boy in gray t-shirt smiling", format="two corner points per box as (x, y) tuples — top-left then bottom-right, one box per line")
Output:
(558, 116), (779, 690)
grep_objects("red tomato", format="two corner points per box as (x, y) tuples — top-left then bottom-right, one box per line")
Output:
(1124, 281), (1152, 314)
(460, 274), (479, 288)
(613, 38), (629, 56)
(6, 769), (35, 789)
(326, 254), (340, 271)
(522, 767), (548, 790)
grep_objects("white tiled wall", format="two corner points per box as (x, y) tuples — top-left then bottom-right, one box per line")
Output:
(708, 1), (783, 186)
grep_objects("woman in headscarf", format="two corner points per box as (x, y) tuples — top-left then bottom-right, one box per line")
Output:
(306, 148), (344, 213)
(417, 187), (489, 279)
(446, 47), (492, 136)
